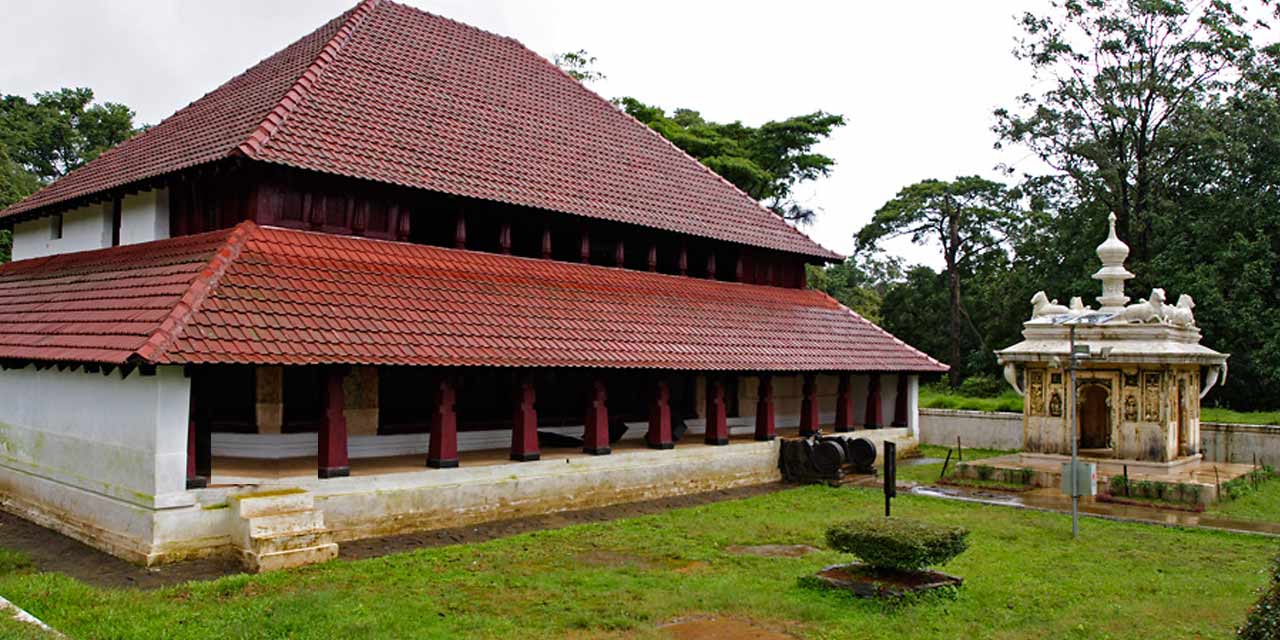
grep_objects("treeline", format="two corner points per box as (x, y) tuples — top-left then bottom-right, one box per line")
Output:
(812, 0), (1280, 411)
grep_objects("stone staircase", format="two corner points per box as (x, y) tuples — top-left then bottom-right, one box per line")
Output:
(228, 489), (338, 572)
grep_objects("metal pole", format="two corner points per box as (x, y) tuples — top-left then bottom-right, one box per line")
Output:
(1068, 324), (1079, 540)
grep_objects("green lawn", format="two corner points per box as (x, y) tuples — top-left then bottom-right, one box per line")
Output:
(897, 444), (1014, 485)
(1202, 407), (1280, 426)
(0, 486), (1272, 639)
(1209, 476), (1280, 522)
(919, 388), (1024, 413)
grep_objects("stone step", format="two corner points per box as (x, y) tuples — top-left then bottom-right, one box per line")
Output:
(228, 488), (314, 519)
(240, 509), (326, 541)
(250, 529), (335, 556)
(243, 543), (339, 573)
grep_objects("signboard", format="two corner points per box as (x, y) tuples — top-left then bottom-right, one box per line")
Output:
(1060, 461), (1097, 497)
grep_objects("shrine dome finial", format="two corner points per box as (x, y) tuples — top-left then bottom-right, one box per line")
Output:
(1093, 212), (1134, 312)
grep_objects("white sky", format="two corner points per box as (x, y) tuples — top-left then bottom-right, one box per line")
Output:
(1, 0), (1051, 268)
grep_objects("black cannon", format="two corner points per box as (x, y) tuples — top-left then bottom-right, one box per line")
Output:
(778, 434), (877, 484)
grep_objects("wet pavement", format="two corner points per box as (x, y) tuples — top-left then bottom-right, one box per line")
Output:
(910, 485), (1280, 536)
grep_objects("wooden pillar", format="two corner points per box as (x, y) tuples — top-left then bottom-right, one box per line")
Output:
(499, 221), (512, 255)
(583, 378), (610, 455)
(865, 373), (883, 429)
(799, 373), (819, 437)
(892, 374), (910, 427)
(646, 378), (674, 449)
(395, 204), (410, 241)
(678, 245), (688, 276)
(541, 226), (553, 259)
(705, 376), (728, 445)
(510, 374), (539, 461)
(579, 230), (591, 264)
(706, 254), (717, 279)
(614, 240), (625, 267)
(834, 373), (853, 432)
(735, 256), (744, 282)
(754, 375), (776, 441)
(428, 377), (459, 468)
(318, 367), (350, 478)
(454, 211), (467, 249)
(647, 244), (657, 272)
(186, 388), (209, 489)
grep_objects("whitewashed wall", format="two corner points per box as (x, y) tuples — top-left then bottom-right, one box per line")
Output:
(919, 408), (1023, 450)
(118, 189), (169, 246)
(12, 203), (112, 260)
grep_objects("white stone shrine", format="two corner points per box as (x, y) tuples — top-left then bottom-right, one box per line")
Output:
(997, 214), (1228, 464)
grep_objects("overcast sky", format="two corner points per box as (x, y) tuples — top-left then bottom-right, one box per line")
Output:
(1, 0), (1051, 267)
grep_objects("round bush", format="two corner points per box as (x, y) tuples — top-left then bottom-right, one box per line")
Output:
(1240, 555), (1280, 640)
(826, 517), (969, 572)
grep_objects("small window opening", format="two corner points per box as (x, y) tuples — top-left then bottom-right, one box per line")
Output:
(50, 214), (63, 240)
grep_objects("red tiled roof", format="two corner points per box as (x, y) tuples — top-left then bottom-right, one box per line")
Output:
(1, 0), (837, 260)
(0, 222), (943, 372)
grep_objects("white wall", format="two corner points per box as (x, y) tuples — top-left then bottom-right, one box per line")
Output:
(0, 364), (192, 509)
(12, 202), (112, 260)
(10, 188), (170, 261)
(919, 408), (1024, 450)
(118, 188), (169, 246)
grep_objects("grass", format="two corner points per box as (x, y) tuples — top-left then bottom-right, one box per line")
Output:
(0, 486), (1271, 639)
(1209, 474), (1280, 523)
(1202, 408), (1280, 426)
(919, 388), (1024, 413)
(896, 444), (1014, 485)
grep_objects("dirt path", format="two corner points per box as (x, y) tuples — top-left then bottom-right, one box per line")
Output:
(0, 483), (784, 590)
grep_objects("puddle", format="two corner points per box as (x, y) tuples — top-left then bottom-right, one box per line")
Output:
(660, 616), (793, 639)
(901, 457), (945, 467)
(574, 550), (668, 569)
(725, 544), (820, 558)
(912, 485), (1280, 536)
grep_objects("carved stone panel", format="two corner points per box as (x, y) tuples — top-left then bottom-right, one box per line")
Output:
(1142, 372), (1161, 422)
(1049, 391), (1062, 417)
(1028, 370), (1045, 416)
(1123, 394), (1138, 422)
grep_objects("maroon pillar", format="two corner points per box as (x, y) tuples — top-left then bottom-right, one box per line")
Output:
(541, 226), (553, 259)
(678, 245), (688, 275)
(647, 244), (658, 272)
(646, 379), (674, 449)
(511, 374), (539, 461)
(799, 373), (819, 437)
(428, 377), (459, 468)
(318, 367), (350, 478)
(454, 212), (467, 249)
(834, 373), (853, 432)
(892, 374), (910, 427)
(754, 375), (776, 441)
(580, 231), (591, 264)
(499, 221), (512, 254)
(705, 376), (728, 445)
(583, 378), (611, 455)
(865, 373), (883, 429)
(615, 240), (625, 267)
(706, 254), (717, 279)
(186, 390), (208, 489)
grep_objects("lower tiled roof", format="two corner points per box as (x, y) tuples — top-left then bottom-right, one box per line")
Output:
(0, 222), (945, 372)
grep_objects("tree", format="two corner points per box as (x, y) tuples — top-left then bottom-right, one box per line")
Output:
(616, 98), (845, 223)
(856, 177), (1023, 387)
(993, 0), (1271, 266)
(552, 49), (606, 83)
(0, 88), (137, 182)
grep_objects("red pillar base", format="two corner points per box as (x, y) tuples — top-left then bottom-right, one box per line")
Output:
(754, 375), (776, 441)
(511, 375), (540, 462)
(318, 367), (350, 480)
(185, 415), (209, 489)
(646, 379), (674, 449)
(705, 376), (728, 446)
(583, 378), (611, 455)
(428, 377), (460, 468)
(318, 466), (350, 479)
(865, 372), (883, 429)
(834, 372), (853, 433)
(799, 373), (819, 437)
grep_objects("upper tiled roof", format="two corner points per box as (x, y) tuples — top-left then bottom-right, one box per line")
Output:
(0, 222), (943, 372)
(1, 0), (837, 259)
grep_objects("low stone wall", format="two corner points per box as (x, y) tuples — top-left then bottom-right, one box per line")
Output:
(1201, 422), (1280, 466)
(918, 409), (1022, 450)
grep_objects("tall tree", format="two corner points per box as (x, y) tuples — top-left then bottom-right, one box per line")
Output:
(807, 245), (905, 325)
(992, 0), (1269, 265)
(856, 177), (1023, 387)
(617, 98), (845, 223)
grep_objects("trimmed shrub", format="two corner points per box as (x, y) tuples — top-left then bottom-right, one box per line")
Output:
(1239, 555), (1280, 639)
(975, 465), (994, 481)
(826, 517), (969, 572)
(957, 375), (1007, 398)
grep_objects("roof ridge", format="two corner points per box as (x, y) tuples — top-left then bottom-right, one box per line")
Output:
(235, 0), (380, 159)
(133, 220), (259, 363)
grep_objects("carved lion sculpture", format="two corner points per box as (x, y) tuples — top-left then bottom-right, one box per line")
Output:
(1031, 291), (1071, 319)
(1118, 288), (1166, 323)
(1164, 294), (1196, 327)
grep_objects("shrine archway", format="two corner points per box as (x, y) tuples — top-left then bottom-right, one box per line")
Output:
(1079, 384), (1111, 451)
